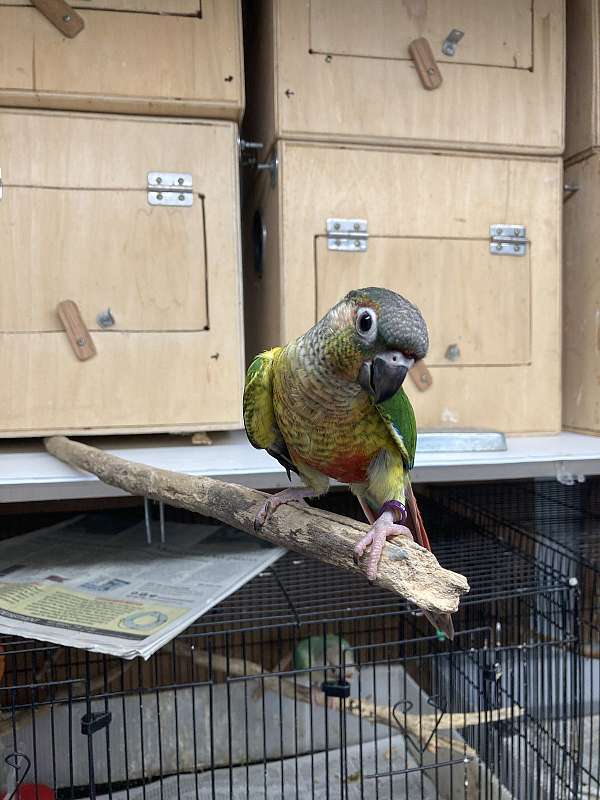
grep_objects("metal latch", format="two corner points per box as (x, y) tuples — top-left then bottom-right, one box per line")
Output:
(147, 172), (193, 206)
(327, 218), (368, 252)
(442, 29), (464, 57)
(489, 224), (527, 256)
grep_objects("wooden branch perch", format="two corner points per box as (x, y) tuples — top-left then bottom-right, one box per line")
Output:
(44, 436), (469, 615)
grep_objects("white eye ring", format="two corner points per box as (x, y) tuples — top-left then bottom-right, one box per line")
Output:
(356, 307), (377, 340)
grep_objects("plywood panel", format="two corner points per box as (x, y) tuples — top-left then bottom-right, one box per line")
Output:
(563, 155), (600, 434)
(0, 0), (243, 119)
(315, 238), (531, 367)
(243, 0), (564, 156)
(0, 113), (244, 435)
(310, 0), (532, 69)
(271, 142), (561, 434)
(0, 332), (241, 432)
(0, 7), (33, 89)
(0, 110), (227, 187)
(0, 189), (207, 332)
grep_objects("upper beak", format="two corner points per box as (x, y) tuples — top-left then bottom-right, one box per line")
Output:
(358, 351), (414, 403)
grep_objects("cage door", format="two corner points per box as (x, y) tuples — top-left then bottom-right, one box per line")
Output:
(0, 188), (207, 334)
(315, 236), (531, 368)
(309, 0), (533, 69)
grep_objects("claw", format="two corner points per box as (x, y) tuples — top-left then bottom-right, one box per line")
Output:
(253, 487), (317, 531)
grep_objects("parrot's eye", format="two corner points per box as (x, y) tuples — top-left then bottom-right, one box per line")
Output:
(356, 308), (377, 339)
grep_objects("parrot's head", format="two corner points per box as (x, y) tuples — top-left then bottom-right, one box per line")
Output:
(319, 287), (428, 403)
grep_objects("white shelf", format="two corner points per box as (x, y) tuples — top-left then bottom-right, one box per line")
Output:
(0, 430), (599, 503)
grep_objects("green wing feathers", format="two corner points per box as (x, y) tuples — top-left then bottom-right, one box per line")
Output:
(375, 388), (417, 469)
(243, 349), (281, 451)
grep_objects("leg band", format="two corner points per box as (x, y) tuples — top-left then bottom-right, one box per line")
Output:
(378, 500), (407, 523)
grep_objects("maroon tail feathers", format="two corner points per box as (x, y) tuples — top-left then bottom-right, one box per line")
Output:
(405, 481), (455, 641)
(404, 480), (431, 552)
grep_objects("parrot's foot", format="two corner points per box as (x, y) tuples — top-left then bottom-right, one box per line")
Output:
(254, 487), (317, 530)
(353, 511), (413, 583)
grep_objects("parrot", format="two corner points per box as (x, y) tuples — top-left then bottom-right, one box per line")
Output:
(243, 287), (453, 640)
(293, 634), (355, 686)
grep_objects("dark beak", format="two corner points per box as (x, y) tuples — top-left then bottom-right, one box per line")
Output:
(358, 351), (414, 403)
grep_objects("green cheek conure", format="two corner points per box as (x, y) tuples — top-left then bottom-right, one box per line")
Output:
(243, 286), (453, 640)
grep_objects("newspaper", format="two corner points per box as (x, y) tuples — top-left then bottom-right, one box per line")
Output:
(0, 513), (285, 659)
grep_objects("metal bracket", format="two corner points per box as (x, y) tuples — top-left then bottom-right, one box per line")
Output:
(321, 679), (351, 699)
(442, 29), (464, 56)
(489, 224), (527, 256)
(393, 695), (447, 753)
(564, 183), (580, 203)
(239, 138), (264, 167)
(255, 149), (279, 189)
(97, 308), (115, 328)
(81, 711), (112, 736)
(555, 462), (586, 486)
(147, 172), (193, 206)
(326, 218), (368, 252)
(444, 343), (461, 362)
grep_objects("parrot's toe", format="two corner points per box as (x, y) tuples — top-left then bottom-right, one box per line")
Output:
(253, 499), (273, 531)
(253, 487), (317, 530)
(354, 522), (413, 582)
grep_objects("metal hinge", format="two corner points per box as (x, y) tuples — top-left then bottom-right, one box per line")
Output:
(326, 218), (368, 252)
(147, 172), (193, 206)
(489, 224), (527, 256)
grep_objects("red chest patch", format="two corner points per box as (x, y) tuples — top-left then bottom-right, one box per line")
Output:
(303, 450), (373, 485)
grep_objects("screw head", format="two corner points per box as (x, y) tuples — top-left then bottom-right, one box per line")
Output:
(76, 338), (85, 347)
(354, 239), (360, 248)
(156, 193), (163, 201)
(178, 177), (184, 185)
(514, 227), (521, 236)
(427, 67), (435, 75)
(513, 244), (520, 252)
(353, 222), (360, 231)
(63, 14), (71, 21)
(178, 194), (185, 201)
(334, 222), (340, 231)
(496, 227), (503, 235)
(335, 239), (341, 247)
(325, 54), (332, 63)
(495, 243), (502, 251)
(156, 176), (162, 184)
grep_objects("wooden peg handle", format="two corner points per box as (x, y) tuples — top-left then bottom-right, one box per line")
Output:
(57, 300), (97, 361)
(32, 0), (84, 38)
(408, 38), (443, 90)
(409, 360), (433, 392)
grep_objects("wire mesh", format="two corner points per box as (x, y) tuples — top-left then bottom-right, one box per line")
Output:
(428, 476), (600, 800)
(0, 488), (588, 800)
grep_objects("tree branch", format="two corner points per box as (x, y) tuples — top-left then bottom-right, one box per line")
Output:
(43, 436), (469, 615)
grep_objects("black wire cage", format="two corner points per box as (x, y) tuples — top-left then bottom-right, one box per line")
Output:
(0, 486), (590, 800)
(428, 476), (600, 800)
